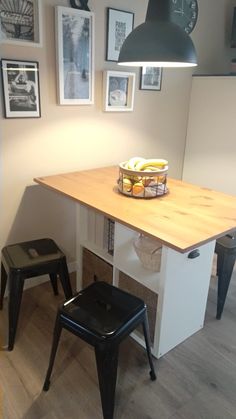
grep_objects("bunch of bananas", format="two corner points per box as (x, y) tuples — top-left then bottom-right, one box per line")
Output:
(119, 156), (168, 198)
(124, 156), (168, 172)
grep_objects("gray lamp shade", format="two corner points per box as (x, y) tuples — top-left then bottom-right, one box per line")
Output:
(118, 0), (197, 68)
(231, 7), (236, 48)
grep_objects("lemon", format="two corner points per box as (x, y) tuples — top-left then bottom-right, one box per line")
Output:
(122, 178), (132, 193)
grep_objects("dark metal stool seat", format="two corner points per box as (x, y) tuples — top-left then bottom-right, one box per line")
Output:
(215, 231), (236, 319)
(43, 281), (156, 419)
(0, 238), (73, 350)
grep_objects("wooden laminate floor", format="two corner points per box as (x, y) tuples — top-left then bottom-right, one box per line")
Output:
(0, 270), (236, 419)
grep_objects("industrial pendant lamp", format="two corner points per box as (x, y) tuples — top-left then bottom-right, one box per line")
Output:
(118, 0), (197, 67)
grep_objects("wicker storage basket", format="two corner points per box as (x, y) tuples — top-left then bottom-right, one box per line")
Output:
(133, 234), (162, 272)
(118, 161), (168, 198)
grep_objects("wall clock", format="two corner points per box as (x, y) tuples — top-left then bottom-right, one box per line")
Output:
(70, 0), (90, 11)
(170, 0), (198, 34)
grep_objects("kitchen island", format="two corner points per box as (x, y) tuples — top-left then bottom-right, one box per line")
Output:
(34, 166), (236, 357)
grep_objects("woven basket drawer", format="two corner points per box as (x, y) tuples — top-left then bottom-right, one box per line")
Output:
(82, 248), (113, 288)
(119, 271), (158, 344)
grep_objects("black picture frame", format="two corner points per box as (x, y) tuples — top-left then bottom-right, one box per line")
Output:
(106, 7), (134, 62)
(139, 67), (162, 91)
(1, 59), (41, 118)
(0, 0), (42, 46)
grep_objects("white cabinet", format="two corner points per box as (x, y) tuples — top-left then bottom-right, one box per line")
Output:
(76, 204), (215, 359)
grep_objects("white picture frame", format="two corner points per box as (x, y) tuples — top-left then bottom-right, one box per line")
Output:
(55, 6), (94, 105)
(1, 58), (41, 118)
(0, 0), (42, 47)
(106, 8), (134, 62)
(103, 70), (135, 112)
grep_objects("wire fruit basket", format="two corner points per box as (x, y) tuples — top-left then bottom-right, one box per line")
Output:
(118, 161), (168, 198)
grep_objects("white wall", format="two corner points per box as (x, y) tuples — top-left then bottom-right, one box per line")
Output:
(0, 0), (234, 263)
(183, 76), (236, 196)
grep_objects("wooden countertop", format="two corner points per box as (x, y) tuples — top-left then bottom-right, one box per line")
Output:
(34, 166), (236, 253)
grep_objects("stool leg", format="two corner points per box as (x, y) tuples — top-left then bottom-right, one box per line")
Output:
(142, 310), (156, 381)
(8, 273), (24, 351)
(216, 253), (235, 320)
(216, 251), (223, 278)
(58, 258), (73, 299)
(95, 345), (119, 419)
(0, 263), (7, 309)
(49, 273), (59, 296)
(43, 313), (62, 391)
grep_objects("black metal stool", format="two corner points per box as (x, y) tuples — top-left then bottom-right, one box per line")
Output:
(43, 281), (156, 419)
(215, 231), (236, 319)
(0, 238), (73, 350)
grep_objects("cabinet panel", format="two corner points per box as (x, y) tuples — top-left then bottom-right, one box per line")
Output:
(119, 271), (158, 344)
(78, 206), (114, 264)
(82, 248), (113, 288)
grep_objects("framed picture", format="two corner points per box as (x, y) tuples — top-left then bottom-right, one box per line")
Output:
(140, 67), (162, 91)
(55, 6), (94, 105)
(103, 70), (135, 112)
(0, 0), (42, 47)
(106, 8), (134, 62)
(1, 59), (41, 118)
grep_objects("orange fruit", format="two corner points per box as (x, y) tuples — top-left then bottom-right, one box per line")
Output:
(133, 181), (144, 196)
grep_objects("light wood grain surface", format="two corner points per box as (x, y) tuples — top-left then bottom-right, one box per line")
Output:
(34, 166), (236, 252)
